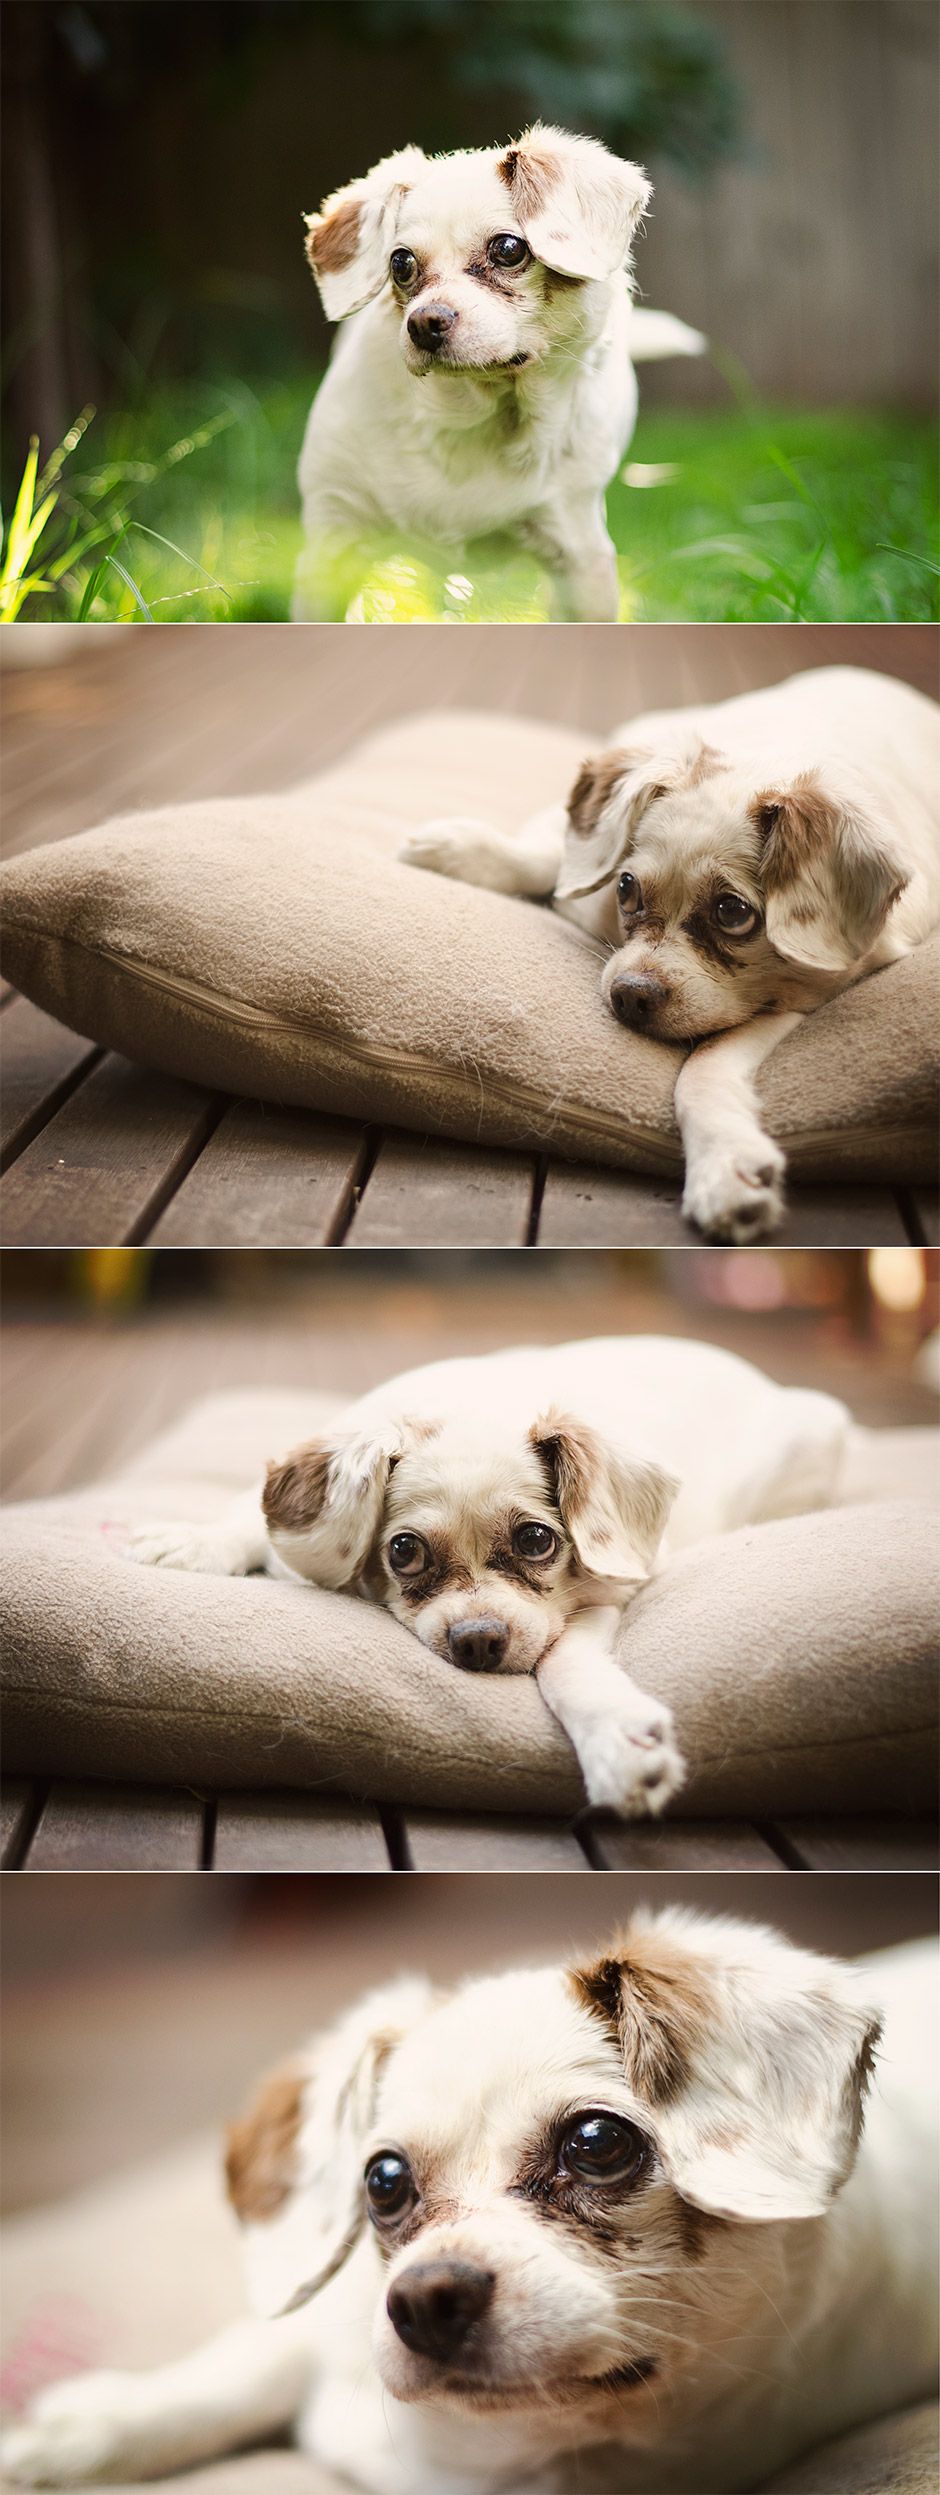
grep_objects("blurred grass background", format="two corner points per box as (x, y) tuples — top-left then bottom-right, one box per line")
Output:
(2, 0), (937, 624)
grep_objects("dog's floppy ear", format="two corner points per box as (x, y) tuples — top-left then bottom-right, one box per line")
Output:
(227, 1977), (434, 2317)
(754, 773), (909, 975)
(555, 744), (684, 900)
(263, 1420), (409, 1585)
(305, 146), (428, 319)
(497, 126), (651, 281)
(530, 1408), (678, 1583)
(569, 1912), (883, 2223)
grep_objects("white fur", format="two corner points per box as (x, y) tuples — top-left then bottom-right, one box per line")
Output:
(127, 1336), (848, 1821)
(5, 1917), (936, 2493)
(400, 667), (940, 1240)
(294, 128), (704, 621)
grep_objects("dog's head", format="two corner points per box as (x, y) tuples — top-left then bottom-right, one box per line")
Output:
(557, 738), (910, 1039)
(262, 1403), (677, 1675)
(226, 1912), (883, 2428)
(304, 127), (650, 375)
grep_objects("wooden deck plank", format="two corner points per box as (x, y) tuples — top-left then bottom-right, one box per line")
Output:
(586, 1819), (785, 1870)
(213, 1792), (390, 1870)
(909, 1191), (940, 1247)
(0, 1056), (220, 1245)
(0, 997), (102, 1171)
(149, 1101), (368, 1247)
(771, 1817), (939, 1870)
(348, 1131), (535, 1248)
(25, 1782), (203, 1869)
(0, 1779), (37, 1868)
(539, 1162), (913, 1248)
(402, 1812), (590, 1870)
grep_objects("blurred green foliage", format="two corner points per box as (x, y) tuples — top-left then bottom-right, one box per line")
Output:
(6, 381), (936, 624)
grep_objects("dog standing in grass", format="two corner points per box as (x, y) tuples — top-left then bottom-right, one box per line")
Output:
(294, 126), (704, 620)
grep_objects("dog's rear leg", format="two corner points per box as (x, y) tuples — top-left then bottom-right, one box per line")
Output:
(525, 495), (620, 623)
(399, 799), (567, 895)
(676, 1010), (803, 1243)
(1, 2314), (317, 2486)
(536, 1609), (685, 1820)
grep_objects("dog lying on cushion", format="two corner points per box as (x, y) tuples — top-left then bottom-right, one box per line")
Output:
(402, 666), (940, 1242)
(126, 1336), (847, 1820)
(4, 1912), (936, 2494)
(294, 125), (704, 622)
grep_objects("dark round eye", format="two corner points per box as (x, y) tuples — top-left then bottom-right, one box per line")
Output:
(364, 2152), (415, 2220)
(489, 233), (530, 269)
(617, 870), (642, 914)
(390, 248), (418, 287)
(513, 1522), (557, 1560)
(388, 1532), (429, 1577)
(561, 2113), (648, 2184)
(713, 891), (758, 934)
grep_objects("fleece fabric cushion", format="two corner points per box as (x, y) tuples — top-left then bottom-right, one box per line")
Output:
(1, 711), (936, 1184)
(1, 2140), (934, 2495)
(1, 1392), (936, 1816)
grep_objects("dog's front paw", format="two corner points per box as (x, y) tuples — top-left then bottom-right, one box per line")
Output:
(682, 1134), (786, 1243)
(125, 1521), (240, 1575)
(2, 2374), (146, 2486)
(577, 1699), (686, 1820)
(398, 817), (517, 892)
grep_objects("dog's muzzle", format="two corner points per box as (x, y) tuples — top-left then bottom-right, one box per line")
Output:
(608, 972), (670, 1031)
(388, 2259), (496, 2362)
(407, 301), (458, 354)
(447, 1616), (509, 1670)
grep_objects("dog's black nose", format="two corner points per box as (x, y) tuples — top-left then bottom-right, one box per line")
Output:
(388, 2260), (495, 2363)
(407, 301), (458, 352)
(447, 1616), (509, 1671)
(609, 973), (669, 1030)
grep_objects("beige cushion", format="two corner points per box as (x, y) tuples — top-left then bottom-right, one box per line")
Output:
(1, 713), (936, 1183)
(1, 1392), (936, 1815)
(1, 2139), (933, 2495)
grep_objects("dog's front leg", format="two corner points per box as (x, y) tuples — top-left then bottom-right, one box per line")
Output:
(536, 1607), (685, 1819)
(676, 1010), (803, 1242)
(125, 1484), (272, 1578)
(526, 495), (620, 622)
(398, 799), (567, 895)
(1, 2314), (317, 2487)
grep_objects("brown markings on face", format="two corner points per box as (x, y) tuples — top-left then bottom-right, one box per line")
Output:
(262, 1441), (332, 1532)
(497, 139), (560, 222)
(567, 1927), (716, 2109)
(391, 1532), (476, 1610)
(487, 1540), (557, 1595)
(680, 908), (743, 976)
(465, 255), (523, 301)
(567, 749), (632, 842)
(306, 197), (362, 275)
(225, 2064), (306, 2222)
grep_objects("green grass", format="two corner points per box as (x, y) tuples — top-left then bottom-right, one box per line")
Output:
(3, 379), (936, 624)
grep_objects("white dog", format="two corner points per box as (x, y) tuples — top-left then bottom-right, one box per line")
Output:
(402, 666), (940, 1242)
(125, 1337), (848, 1820)
(294, 126), (704, 621)
(5, 1912), (936, 2494)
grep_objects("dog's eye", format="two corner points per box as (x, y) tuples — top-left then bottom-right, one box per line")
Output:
(513, 1522), (557, 1560)
(388, 1532), (430, 1577)
(713, 891), (758, 934)
(365, 2152), (416, 2220)
(489, 233), (530, 269)
(617, 870), (642, 915)
(561, 2113), (648, 2185)
(390, 249), (418, 287)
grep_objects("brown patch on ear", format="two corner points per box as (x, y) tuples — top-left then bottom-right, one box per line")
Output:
(262, 1442), (332, 1532)
(684, 741), (723, 789)
(568, 1926), (716, 2107)
(225, 2064), (306, 2222)
(567, 750), (631, 842)
(401, 1414), (442, 1444)
(749, 779), (835, 891)
(498, 137), (560, 220)
(529, 1409), (600, 1529)
(306, 197), (363, 276)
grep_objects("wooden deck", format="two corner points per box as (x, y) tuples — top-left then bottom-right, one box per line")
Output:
(3, 1304), (936, 1874)
(2, 622), (937, 1251)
